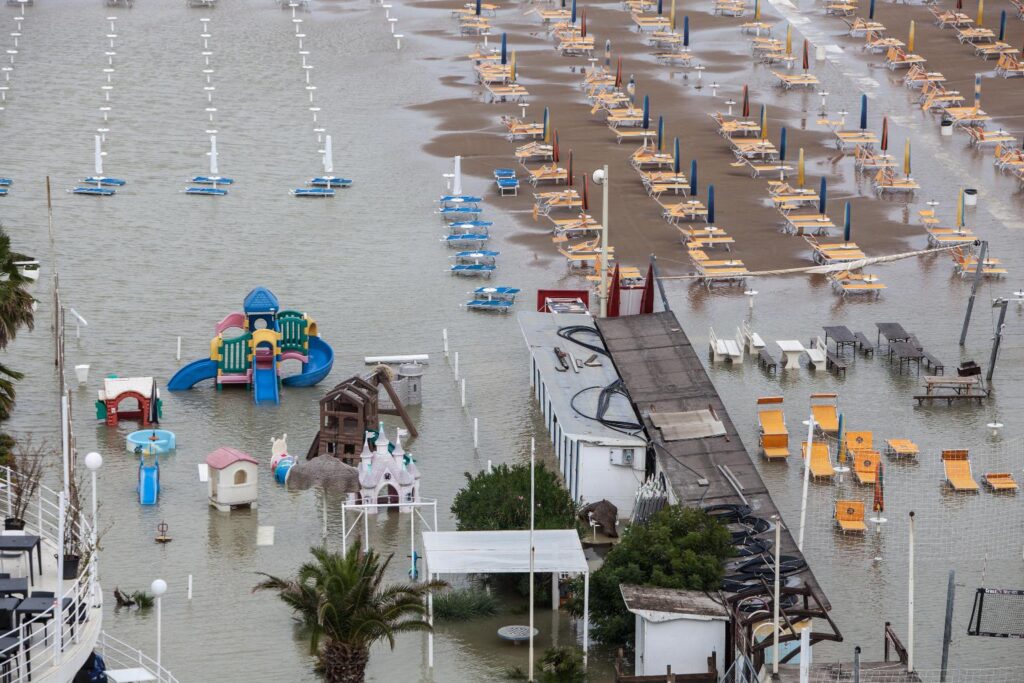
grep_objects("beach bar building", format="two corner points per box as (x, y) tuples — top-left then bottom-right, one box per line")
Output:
(518, 311), (647, 517)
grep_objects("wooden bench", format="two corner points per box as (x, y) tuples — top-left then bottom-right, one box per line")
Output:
(854, 332), (875, 357)
(758, 347), (778, 375)
(825, 349), (849, 377)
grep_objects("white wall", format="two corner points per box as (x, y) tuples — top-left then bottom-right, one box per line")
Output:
(636, 616), (726, 677)
(576, 442), (643, 517)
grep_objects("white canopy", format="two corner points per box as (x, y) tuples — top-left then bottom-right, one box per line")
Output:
(421, 529), (588, 574)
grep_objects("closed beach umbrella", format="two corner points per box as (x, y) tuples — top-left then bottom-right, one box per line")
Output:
(759, 104), (768, 140)
(628, 74), (636, 103)
(803, 39), (810, 71)
(553, 130), (560, 163)
(657, 115), (664, 152)
(510, 51), (516, 83)
(956, 0), (962, 9)
(684, 16), (690, 47)
(742, 85), (750, 118)
(673, 137), (680, 174)
(608, 264), (621, 317)
(657, 0), (663, 15)
(582, 175), (589, 211)
(869, 0), (875, 19)
(880, 116), (888, 152)
(836, 414), (846, 466)
(582, 9), (587, 37)
(999, 10), (1006, 41)
(818, 176), (827, 215)
(567, 149), (574, 186)
(670, 0), (676, 31)
(859, 94), (867, 130)
(843, 201), (851, 242)
(957, 187), (965, 227)
(707, 185), (715, 224)
(872, 461), (885, 514)
(501, 32), (507, 64)
(690, 159), (698, 196)
(475, 0), (481, 16)
(903, 139), (911, 176)
(780, 126), (787, 161)
(571, 0), (577, 23)
(798, 147), (805, 188)
(754, 0), (761, 21)
(639, 264), (655, 314)
(605, 39), (612, 66)
(786, 25), (792, 56)
(642, 95), (650, 130)
(974, 73), (982, 107)
(543, 107), (550, 143)
(977, 0), (984, 27)
(615, 57), (623, 88)
(908, 20), (915, 53)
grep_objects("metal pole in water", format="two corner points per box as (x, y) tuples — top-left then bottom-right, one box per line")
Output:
(187, 574), (193, 601)
(460, 378), (466, 407)
(443, 329), (449, 358)
(959, 240), (987, 346)
(772, 515), (781, 676)
(908, 511), (916, 673)
(986, 298), (1008, 382)
(453, 351), (459, 380)
(940, 570), (954, 682)
(176, 336), (181, 361)
(473, 418), (479, 449)
(853, 646), (861, 683)
(798, 416), (814, 551)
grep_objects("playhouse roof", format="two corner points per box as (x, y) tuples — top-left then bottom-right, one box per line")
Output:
(98, 376), (154, 401)
(243, 287), (280, 314)
(206, 447), (258, 470)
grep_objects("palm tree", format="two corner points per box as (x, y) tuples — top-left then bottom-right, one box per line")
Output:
(254, 543), (446, 683)
(0, 225), (35, 420)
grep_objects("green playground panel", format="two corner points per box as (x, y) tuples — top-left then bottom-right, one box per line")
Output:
(277, 312), (309, 353)
(219, 333), (252, 374)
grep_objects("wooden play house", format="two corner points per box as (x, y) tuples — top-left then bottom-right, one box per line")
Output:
(307, 369), (418, 465)
(205, 447), (259, 511)
(96, 376), (161, 427)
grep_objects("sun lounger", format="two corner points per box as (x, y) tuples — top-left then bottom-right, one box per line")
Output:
(853, 449), (881, 485)
(931, 8), (973, 27)
(632, 12), (671, 31)
(648, 31), (682, 48)
(784, 214), (835, 236)
(757, 397), (789, 458)
(847, 17), (885, 36)
(528, 163), (568, 186)
(807, 238), (867, 264)
(810, 394), (839, 434)
(835, 500), (867, 533)
(678, 227), (734, 248)
(942, 449), (979, 492)
(655, 51), (694, 66)
(957, 27), (995, 44)
(558, 36), (596, 56)
(502, 116), (545, 140)
(854, 145), (896, 171)
(904, 64), (945, 88)
(708, 112), (762, 138)
(885, 46), (926, 70)
(976, 42), (1018, 59)
(803, 442), (836, 479)
(826, 0), (857, 15)
(485, 83), (529, 103)
(740, 21), (773, 34)
(874, 168), (920, 195)
(695, 260), (749, 285)
(983, 472), (1018, 492)
(865, 32), (904, 53)
(885, 439), (919, 458)
(713, 0), (746, 16)
(662, 200), (709, 224)
(926, 226), (976, 246)
(515, 141), (554, 162)
(773, 71), (821, 89)
(966, 128), (1015, 147)
(995, 52), (1024, 77)
(943, 105), (991, 128)
(834, 130), (878, 150)
(631, 145), (675, 169)
(830, 271), (886, 296)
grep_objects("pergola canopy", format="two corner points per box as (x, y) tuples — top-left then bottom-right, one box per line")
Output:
(421, 530), (588, 575)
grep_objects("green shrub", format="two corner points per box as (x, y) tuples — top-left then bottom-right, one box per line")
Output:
(538, 646), (585, 683)
(433, 588), (499, 621)
(451, 462), (577, 532)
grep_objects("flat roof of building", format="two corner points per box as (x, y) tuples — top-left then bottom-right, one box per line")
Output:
(620, 585), (729, 619)
(518, 311), (646, 448)
(596, 311), (828, 609)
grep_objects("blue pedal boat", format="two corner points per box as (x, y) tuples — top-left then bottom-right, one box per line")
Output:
(292, 187), (336, 198)
(185, 186), (228, 196)
(309, 176), (352, 188)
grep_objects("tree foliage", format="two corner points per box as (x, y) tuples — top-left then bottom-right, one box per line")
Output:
(571, 506), (733, 647)
(451, 462), (577, 532)
(0, 225), (35, 421)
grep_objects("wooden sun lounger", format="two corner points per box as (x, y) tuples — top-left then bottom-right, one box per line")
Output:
(976, 42), (1018, 59)
(835, 500), (867, 533)
(528, 164), (568, 186)
(713, 0), (746, 16)
(731, 158), (792, 178)
(853, 449), (880, 485)
(942, 450), (979, 492)
(708, 112), (762, 138)
(831, 275), (886, 296)
(632, 13), (671, 31)
(834, 130), (878, 150)
(957, 27), (995, 44)
(611, 127), (659, 144)
(885, 46), (926, 70)
(886, 439), (919, 458)
(740, 21), (772, 34)
(803, 442), (835, 478)
(865, 32), (904, 53)
(847, 17), (885, 36)
(983, 473), (1018, 491)
(655, 51), (693, 66)
(811, 394), (839, 433)
(773, 71), (821, 89)
(826, 1), (857, 16)
(854, 145), (896, 171)
(967, 128), (1015, 147)
(874, 169), (920, 194)
(485, 83), (529, 103)
(995, 53), (1024, 77)
(905, 64), (945, 88)
(932, 9), (974, 27)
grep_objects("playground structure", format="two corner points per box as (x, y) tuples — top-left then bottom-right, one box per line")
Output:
(205, 447), (259, 511)
(126, 429), (176, 454)
(306, 368), (417, 465)
(356, 427), (421, 514)
(138, 452), (160, 506)
(96, 376), (161, 427)
(271, 434), (296, 484)
(168, 287), (335, 405)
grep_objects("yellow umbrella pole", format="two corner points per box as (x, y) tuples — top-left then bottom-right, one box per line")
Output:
(760, 105), (768, 140)
(510, 50), (516, 83)
(956, 187), (964, 228)
(755, 0), (761, 21)
(903, 139), (911, 177)
(670, 0), (676, 31)
(798, 148), (805, 188)
(786, 25), (792, 56)
(908, 20), (916, 53)
(977, 0), (984, 27)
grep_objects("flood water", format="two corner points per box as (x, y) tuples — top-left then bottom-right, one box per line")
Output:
(1, 0), (1022, 680)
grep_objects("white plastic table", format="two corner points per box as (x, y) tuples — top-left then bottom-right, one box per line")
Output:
(776, 340), (805, 369)
(106, 669), (157, 682)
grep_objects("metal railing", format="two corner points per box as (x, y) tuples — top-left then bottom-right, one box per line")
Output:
(97, 631), (180, 683)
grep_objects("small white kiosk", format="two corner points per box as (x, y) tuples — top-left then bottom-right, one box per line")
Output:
(205, 447), (259, 511)
(620, 585), (728, 678)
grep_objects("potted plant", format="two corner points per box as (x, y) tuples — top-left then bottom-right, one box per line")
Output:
(6, 443), (43, 531)
(62, 477), (85, 580)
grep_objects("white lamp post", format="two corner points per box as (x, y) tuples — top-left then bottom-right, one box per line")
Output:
(85, 452), (102, 601)
(592, 166), (610, 317)
(151, 579), (167, 673)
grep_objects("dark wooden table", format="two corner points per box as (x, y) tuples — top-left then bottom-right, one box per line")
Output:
(0, 579), (27, 600)
(876, 322), (911, 348)
(0, 537), (41, 587)
(823, 325), (857, 354)
(889, 340), (923, 375)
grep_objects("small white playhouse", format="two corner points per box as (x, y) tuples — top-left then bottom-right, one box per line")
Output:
(205, 447), (259, 512)
(357, 425), (421, 513)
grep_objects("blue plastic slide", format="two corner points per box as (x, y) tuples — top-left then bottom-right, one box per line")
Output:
(139, 459), (159, 505)
(282, 336), (335, 387)
(167, 358), (218, 391)
(253, 357), (280, 405)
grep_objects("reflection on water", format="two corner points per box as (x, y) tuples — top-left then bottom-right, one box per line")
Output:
(0, 0), (1022, 679)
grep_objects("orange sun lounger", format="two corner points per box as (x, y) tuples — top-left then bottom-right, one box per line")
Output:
(810, 393), (839, 433)
(802, 442), (835, 479)
(758, 397), (789, 459)
(835, 500), (867, 533)
(983, 472), (1018, 491)
(942, 449), (979, 492)
(853, 449), (880, 485)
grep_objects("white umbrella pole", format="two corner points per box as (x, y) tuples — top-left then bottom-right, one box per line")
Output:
(453, 155), (463, 196)
(798, 416), (814, 551)
(94, 135), (103, 178)
(324, 134), (334, 174)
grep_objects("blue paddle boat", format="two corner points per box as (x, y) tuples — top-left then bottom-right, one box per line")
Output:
(292, 187), (336, 198)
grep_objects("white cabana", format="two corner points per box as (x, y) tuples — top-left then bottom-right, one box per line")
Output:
(420, 529), (590, 666)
